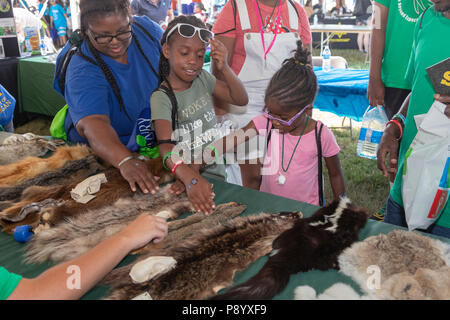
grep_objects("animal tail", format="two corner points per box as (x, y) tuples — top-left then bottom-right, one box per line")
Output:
(211, 252), (291, 300)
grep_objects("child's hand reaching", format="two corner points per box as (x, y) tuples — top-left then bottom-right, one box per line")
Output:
(185, 174), (216, 215)
(169, 179), (186, 195)
(209, 37), (229, 72)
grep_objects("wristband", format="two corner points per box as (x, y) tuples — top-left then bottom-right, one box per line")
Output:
(386, 119), (403, 141)
(162, 152), (181, 171)
(117, 155), (135, 168)
(392, 113), (406, 127)
(171, 160), (184, 174)
(205, 145), (219, 165)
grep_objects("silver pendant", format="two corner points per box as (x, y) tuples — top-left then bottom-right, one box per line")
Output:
(277, 174), (286, 185)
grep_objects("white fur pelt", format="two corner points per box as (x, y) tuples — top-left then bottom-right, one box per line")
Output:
(104, 211), (302, 300)
(24, 184), (193, 263)
(0, 133), (65, 165)
(294, 283), (370, 300)
(338, 229), (450, 300)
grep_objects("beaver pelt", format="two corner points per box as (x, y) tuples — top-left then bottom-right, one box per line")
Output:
(0, 157), (173, 233)
(0, 155), (105, 202)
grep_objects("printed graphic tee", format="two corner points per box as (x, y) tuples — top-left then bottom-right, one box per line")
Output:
(151, 70), (226, 179)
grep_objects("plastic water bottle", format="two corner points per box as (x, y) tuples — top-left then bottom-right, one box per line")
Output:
(322, 45), (331, 72)
(40, 39), (46, 56)
(313, 14), (318, 25)
(357, 105), (389, 159)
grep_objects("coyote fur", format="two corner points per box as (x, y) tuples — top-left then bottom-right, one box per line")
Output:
(0, 145), (92, 186)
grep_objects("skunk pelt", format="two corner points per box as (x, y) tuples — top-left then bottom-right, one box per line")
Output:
(0, 133), (65, 165)
(24, 184), (193, 263)
(104, 210), (302, 300)
(0, 157), (173, 233)
(0, 145), (92, 186)
(338, 229), (450, 300)
(0, 155), (105, 202)
(212, 197), (369, 300)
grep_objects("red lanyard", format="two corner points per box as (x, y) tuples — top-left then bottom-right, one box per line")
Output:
(254, 0), (282, 60)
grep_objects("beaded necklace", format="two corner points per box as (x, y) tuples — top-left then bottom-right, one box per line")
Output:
(277, 115), (310, 185)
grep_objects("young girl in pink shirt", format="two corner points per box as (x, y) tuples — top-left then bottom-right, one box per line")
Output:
(203, 40), (346, 206)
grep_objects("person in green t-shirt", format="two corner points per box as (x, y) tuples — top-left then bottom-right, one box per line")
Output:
(1, 214), (167, 300)
(368, 0), (432, 120)
(377, 1), (450, 238)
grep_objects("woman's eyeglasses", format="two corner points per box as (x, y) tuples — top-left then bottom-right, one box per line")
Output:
(262, 105), (310, 126)
(89, 26), (132, 45)
(166, 23), (214, 44)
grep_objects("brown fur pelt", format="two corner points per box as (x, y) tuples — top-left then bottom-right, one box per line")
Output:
(0, 156), (173, 234)
(0, 133), (66, 165)
(0, 144), (92, 186)
(338, 229), (450, 300)
(102, 201), (248, 283)
(0, 155), (105, 202)
(212, 197), (369, 300)
(24, 184), (195, 264)
(104, 211), (302, 300)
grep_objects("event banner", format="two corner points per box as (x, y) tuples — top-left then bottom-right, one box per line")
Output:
(0, 0), (20, 58)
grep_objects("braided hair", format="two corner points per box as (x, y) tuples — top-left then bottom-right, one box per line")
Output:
(159, 15), (208, 130)
(79, 0), (157, 122)
(265, 40), (317, 113)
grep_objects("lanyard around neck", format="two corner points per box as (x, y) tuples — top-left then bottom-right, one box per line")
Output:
(254, 0), (283, 60)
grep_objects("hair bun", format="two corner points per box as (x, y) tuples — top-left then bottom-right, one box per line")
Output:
(293, 39), (310, 66)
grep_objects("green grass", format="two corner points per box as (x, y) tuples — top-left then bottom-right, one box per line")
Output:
(323, 127), (390, 216)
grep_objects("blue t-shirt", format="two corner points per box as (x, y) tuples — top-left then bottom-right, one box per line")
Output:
(49, 4), (67, 28)
(57, 16), (162, 145)
(130, 0), (170, 25)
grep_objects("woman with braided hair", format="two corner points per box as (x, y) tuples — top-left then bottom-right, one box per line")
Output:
(53, 0), (162, 194)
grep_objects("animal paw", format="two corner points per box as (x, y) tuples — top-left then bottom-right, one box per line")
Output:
(129, 256), (177, 283)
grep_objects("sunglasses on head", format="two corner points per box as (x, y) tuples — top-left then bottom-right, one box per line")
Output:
(262, 105), (311, 126)
(166, 23), (214, 44)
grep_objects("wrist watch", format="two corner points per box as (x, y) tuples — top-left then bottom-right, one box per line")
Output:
(187, 178), (198, 190)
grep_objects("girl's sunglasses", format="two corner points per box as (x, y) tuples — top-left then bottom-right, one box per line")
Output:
(262, 105), (311, 126)
(166, 23), (214, 44)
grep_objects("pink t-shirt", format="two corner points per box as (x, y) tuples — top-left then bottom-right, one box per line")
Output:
(253, 115), (340, 206)
(212, 0), (312, 75)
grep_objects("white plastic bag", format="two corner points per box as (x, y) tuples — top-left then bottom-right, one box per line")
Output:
(402, 101), (450, 231)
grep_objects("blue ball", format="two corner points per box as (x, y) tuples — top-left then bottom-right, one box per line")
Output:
(14, 225), (33, 243)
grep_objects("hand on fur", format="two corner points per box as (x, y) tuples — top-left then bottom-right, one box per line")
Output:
(117, 214), (168, 251)
(119, 158), (160, 194)
(169, 179), (185, 195)
(185, 175), (215, 215)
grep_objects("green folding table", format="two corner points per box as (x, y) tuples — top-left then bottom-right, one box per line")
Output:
(1, 178), (449, 300)
(17, 55), (66, 117)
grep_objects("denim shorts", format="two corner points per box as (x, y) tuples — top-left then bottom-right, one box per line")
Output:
(384, 195), (450, 239)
